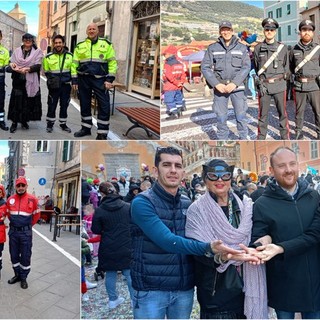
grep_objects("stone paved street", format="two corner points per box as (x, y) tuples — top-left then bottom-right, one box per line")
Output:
(0, 75), (159, 141)
(1, 222), (80, 319)
(161, 83), (318, 141)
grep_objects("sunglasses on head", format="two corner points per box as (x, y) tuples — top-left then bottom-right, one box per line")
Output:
(206, 172), (232, 181)
(16, 183), (26, 187)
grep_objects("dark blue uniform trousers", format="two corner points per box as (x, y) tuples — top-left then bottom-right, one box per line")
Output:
(9, 229), (32, 280)
(78, 75), (110, 134)
(46, 83), (71, 124)
(213, 89), (248, 140)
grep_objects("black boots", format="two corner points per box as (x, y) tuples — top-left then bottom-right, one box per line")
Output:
(46, 121), (54, 133)
(10, 123), (17, 133)
(96, 134), (107, 140)
(74, 128), (91, 138)
(20, 279), (28, 289)
(60, 123), (71, 133)
(0, 121), (8, 131)
(8, 274), (21, 284)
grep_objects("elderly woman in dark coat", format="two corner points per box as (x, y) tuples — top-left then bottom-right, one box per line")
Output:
(6, 33), (43, 133)
(91, 182), (133, 310)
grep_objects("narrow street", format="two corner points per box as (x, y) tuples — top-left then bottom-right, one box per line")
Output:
(1, 222), (80, 319)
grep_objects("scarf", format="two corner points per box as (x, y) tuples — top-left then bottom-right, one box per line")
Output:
(186, 191), (268, 319)
(11, 46), (43, 97)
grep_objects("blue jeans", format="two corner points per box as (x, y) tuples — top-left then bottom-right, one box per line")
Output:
(276, 310), (320, 319)
(133, 288), (194, 319)
(105, 269), (134, 302)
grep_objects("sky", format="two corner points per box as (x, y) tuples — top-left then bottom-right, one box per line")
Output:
(1, 1), (40, 35)
(241, 1), (264, 8)
(0, 141), (9, 163)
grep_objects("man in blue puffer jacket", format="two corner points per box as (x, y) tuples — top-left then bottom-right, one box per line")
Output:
(202, 21), (251, 140)
(130, 146), (258, 319)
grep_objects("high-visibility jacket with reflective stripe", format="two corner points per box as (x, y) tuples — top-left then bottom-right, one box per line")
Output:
(7, 193), (40, 227)
(72, 37), (117, 83)
(0, 44), (9, 72)
(42, 50), (76, 83)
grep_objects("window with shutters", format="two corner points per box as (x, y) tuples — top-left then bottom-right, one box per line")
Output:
(62, 141), (73, 162)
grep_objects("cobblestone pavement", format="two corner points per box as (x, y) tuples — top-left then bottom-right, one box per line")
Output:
(81, 257), (281, 319)
(160, 84), (318, 141)
(81, 256), (200, 319)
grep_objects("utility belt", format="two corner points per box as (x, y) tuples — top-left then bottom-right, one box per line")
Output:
(10, 225), (31, 231)
(296, 76), (316, 83)
(262, 74), (284, 84)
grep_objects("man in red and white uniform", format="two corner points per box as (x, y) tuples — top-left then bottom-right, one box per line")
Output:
(6, 176), (40, 289)
(162, 45), (186, 117)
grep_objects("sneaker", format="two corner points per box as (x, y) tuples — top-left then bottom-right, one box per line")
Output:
(85, 280), (97, 289)
(109, 296), (125, 309)
(82, 293), (89, 301)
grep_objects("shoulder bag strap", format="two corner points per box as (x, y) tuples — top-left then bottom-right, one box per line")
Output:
(257, 43), (284, 76)
(294, 45), (320, 74)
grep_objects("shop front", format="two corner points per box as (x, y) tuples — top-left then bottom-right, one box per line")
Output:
(129, 1), (160, 99)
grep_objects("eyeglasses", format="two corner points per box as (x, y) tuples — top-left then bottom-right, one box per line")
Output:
(206, 172), (232, 181)
(264, 29), (275, 32)
(16, 183), (26, 187)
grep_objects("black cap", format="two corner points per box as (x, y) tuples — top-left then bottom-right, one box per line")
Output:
(219, 21), (232, 30)
(299, 19), (315, 31)
(262, 18), (279, 30)
(22, 33), (34, 40)
(202, 159), (234, 181)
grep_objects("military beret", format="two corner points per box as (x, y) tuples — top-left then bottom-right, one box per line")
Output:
(299, 19), (315, 31)
(262, 18), (279, 30)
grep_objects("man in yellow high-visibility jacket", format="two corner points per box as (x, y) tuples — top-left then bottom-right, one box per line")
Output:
(72, 23), (117, 140)
(43, 34), (75, 133)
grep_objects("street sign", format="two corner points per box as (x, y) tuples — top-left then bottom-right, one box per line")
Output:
(38, 178), (46, 186)
(18, 168), (25, 176)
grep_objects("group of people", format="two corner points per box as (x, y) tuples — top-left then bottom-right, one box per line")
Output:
(82, 145), (320, 319)
(0, 22), (117, 140)
(0, 177), (40, 290)
(163, 18), (320, 140)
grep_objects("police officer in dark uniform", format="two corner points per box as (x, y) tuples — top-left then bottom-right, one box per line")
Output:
(254, 18), (289, 140)
(290, 19), (320, 139)
(202, 21), (251, 140)
(0, 30), (9, 131)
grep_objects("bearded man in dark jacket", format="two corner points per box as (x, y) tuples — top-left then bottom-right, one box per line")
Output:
(91, 182), (133, 310)
(251, 147), (320, 319)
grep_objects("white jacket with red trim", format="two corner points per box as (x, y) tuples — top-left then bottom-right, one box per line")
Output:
(162, 55), (186, 92)
(7, 192), (40, 228)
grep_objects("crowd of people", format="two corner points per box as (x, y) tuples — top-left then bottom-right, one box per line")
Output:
(0, 22), (117, 140)
(163, 17), (320, 140)
(82, 145), (320, 319)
